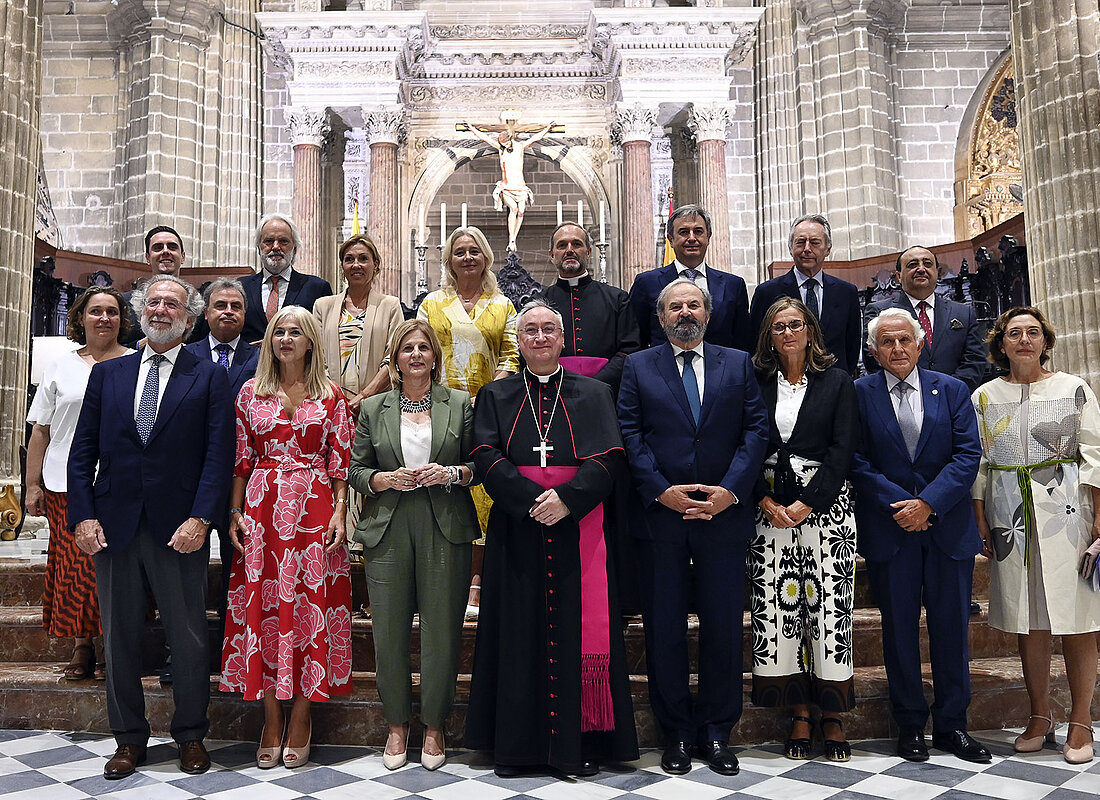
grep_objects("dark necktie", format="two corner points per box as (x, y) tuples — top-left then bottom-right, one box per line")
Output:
(804, 277), (820, 319)
(917, 301), (933, 348)
(683, 268), (700, 283)
(266, 275), (281, 321)
(215, 343), (232, 371)
(136, 354), (166, 445)
(892, 381), (920, 459)
(681, 350), (701, 424)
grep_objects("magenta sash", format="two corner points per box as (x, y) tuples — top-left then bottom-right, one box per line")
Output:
(518, 464), (614, 732)
(559, 355), (608, 378)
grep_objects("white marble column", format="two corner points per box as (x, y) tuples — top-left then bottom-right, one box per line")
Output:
(617, 105), (658, 282)
(364, 108), (405, 298)
(287, 107), (330, 278)
(1010, 0), (1100, 386)
(688, 104), (736, 276)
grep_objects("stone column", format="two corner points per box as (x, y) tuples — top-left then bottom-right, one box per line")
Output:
(287, 107), (330, 278)
(0, 0), (41, 499)
(669, 128), (699, 211)
(616, 105), (658, 282)
(364, 108), (405, 298)
(1009, 0), (1100, 385)
(688, 104), (738, 279)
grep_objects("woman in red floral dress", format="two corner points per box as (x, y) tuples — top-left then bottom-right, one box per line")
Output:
(219, 306), (354, 769)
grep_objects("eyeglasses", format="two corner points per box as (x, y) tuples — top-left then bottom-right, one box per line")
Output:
(771, 319), (806, 334)
(1005, 327), (1044, 342)
(520, 325), (562, 339)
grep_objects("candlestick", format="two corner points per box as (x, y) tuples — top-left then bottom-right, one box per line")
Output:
(599, 201), (606, 243)
(415, 240), (429, 296)
(417, 204), (426, 246)
(595, 240), (609, 284)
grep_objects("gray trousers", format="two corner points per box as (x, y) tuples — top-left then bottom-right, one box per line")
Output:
(94, 520), (210, 746)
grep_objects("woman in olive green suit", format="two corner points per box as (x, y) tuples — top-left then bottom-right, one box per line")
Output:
(348, 319), (479, 772)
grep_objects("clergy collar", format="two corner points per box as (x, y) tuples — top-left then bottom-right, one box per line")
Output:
(525, 365), (563, 385)
(556, 272), (591, 288)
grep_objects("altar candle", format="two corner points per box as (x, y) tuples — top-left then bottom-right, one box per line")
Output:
(461, 202), (468, 228)
(440, 203), (447, 238)
(556, 200), (563, 226)
(418, 204), (426, 246)
(577, 201), (583, 227)
(599, 201), (606, 243)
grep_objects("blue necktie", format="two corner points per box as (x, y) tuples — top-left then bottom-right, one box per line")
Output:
(215, 343), (232, 371)
(804, 277), (820, 319)
(136, 354), (166, 445)
(683, 268), (700, 283)
(681, 350), (701, 424)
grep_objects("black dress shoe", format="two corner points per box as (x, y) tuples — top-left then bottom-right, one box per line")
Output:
(932, 729), (992, 763)
(104, 744), (147, 779)
(660, 740), (692, 774)
(897, 728), (929, 762)
(699, 741), (739, 775)
(494, 764), (538, 778)
(569, 760), (599, 777)
(970, 601), (982, 615)
(179, 740), (211, 774)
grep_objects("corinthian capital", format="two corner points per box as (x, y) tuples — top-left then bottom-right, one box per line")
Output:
(287, 107), (330, 148)
(614, 104), (658, 144)
(687, 104), (733, 144)
(363, 107), (406, 146)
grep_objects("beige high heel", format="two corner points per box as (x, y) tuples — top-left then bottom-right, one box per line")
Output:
(1063, 721), (1095, 764)
(383, 723), (409, 770)
(1014, 713), (1055, 753)
(282, 719), (312, 769)
(421, 729), (446, 771)
(256, 722), (284, 769)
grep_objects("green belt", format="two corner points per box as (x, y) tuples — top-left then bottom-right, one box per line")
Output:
(988, 459), (1076, 568)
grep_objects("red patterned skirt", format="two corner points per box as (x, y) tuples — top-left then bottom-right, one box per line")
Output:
(42, 489), (101, 637)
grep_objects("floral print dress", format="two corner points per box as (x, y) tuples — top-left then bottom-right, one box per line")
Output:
(220, 380), (354, 701)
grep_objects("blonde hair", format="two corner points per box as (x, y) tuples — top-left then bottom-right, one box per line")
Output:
(253, 305), (334, 400)
(440, 226), (499, 295)
(385, 319), (443, 387)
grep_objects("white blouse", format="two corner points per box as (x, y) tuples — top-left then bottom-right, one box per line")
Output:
(764, 373), (822, 470)
(26, 350), (94, 492)
(400, 415), (432, 470)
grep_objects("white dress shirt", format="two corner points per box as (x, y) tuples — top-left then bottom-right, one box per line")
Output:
(905, 291), (936, 334)
(884, 367), (923, 436)
(133, 343), (182, 421)
(672, 259), (709, 295)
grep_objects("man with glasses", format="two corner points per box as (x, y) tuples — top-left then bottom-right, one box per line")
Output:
(749, 214), (862, 374)
(465, 300), (639, 778)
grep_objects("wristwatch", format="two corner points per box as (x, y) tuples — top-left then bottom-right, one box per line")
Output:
(198, 517), (212, 526)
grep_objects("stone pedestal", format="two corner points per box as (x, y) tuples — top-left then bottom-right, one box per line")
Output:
(288, 107), (329, 279)
(617, 106), (658, 282)
(1010, 0), (1100, 386)
(364, 109), (404, 298)
(0, 0), (41, 492)
(689, 104), (735, 277)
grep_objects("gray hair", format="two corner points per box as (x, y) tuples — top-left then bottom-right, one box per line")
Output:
(254, 213), (302, 257)
(867, 307), (924, 351)
(656, 277), (712, 317)
(665, 204), (713, 239)
(131, 274), (204, 334)
(202, 277), (248, 310)
(788, 214), (833, 250)
(517, 298), (564, 330)
(548, 221), (592, 250)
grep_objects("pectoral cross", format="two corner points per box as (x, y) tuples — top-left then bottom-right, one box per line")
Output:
(533, 440), (554, 468)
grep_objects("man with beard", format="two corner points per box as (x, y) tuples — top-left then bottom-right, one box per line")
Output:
(540, 222), (639, 392)
(465, 300), (639, 778)
(238, 213), (332, 342)
(121, 225), (189, 346)
(618, 278), (768, 776)
(68, 274), (234, 779)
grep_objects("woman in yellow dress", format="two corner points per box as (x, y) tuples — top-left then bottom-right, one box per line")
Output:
(417, 226), (518, 616)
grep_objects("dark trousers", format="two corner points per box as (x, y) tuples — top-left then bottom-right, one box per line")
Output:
(865, 533), (974, 734)
(636, 517), (747, 745)
(95, 521), (211, 746)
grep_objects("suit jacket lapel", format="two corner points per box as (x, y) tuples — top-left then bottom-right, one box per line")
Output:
(112, 353), (143, 442)
(913, 368), (939, 459)
(656, 346), (695, 425)
(244, 274), (266, 338)
(283, 270), (306, 308)
(698, 344), (722, 428)
(429, 385), (449, 462)
(377, 391), (404, 466)
(868, 372), (910, 460)
(930, 298), (951, 357)
(147, 349), (200, 445)
(229, 341), (253, 388)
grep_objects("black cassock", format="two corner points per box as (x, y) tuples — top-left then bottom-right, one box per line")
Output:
(464, 369), (638, 770)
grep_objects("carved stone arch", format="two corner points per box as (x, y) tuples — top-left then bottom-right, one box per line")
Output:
(953, 50), (1023, 240)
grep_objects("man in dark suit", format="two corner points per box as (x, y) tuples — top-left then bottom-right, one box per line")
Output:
(185, 276), (259, 648)
(627, 204), (751, 351)
(850, 307), (990, 765)
(68, 274), (234, 780)
(618, 278), (768, 776)
(863, 245), (986, 391)
(748, 214), (862, 374)
(239, 213), (332, 342)
(121, 225), (188, 347)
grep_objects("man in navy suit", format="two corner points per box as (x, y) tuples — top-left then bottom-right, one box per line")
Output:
(238, 213), (332, 343)
(68, 275), (234, 780)
(863, 246), (986, 391)
(748, 214), (861, 374)
(851, 308), (990, 765)
(185, 276), (259, 647)
(618, 278), (768, 776)
(627, 204), (751, 351)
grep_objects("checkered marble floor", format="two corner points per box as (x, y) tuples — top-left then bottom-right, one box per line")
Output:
(1, 726), (1098, 800)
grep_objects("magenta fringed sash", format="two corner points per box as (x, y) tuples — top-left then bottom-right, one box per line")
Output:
(559, 356), (608, 378)
(518, 464), (614, 732)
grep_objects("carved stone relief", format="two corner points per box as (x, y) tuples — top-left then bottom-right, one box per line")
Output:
(963, 57), (1023, 236)
(614, 105), (658, 144)
(287, 107), (330, 147)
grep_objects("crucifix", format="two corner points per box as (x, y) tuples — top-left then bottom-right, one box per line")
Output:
(532, 440), (554, 468)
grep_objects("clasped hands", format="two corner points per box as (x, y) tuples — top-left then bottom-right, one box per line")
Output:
(891, 498), (933, 531)
(384, 464), (455, 491)
(758, 497), (812, 528)
(659, 484), (735, 520)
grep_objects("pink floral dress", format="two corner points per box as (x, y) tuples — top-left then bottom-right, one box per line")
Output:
(219, 380), (354, 701)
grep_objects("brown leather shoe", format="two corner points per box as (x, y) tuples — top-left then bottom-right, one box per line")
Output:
(104, 744), (147, 780)
(179, 740), (210, 774)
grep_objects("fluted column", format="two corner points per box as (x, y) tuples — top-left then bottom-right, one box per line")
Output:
(287, 107), (329, 278)
(364, 108), (405, 298)
(688, 104), (737, 278)
(1010, 0), (1100, 385)
(617, 105), (658, 281)
(0, 0), (41, 496)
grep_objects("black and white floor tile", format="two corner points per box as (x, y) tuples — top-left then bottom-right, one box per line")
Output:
(1, 726), (1098, 800)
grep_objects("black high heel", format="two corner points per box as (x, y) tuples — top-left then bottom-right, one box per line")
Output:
(821, 716), (851, 762)
(785, 715), (812, 760)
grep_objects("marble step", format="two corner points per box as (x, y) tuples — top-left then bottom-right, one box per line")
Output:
(0, 655), (1090, 749)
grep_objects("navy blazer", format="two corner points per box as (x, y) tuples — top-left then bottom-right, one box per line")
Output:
(849, 368), (982, 563)
(184, 337), (259, 402)
(617, 343), (769, 540)
(863, 294), (987, 391)
(67, 347), (235, 550)
(749, 269), (862, 375)
(628, 263), (752, 352)
(239, 269), (333, 343)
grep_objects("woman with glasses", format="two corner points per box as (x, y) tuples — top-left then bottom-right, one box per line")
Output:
(749, 297), (859, 761)
(971, 306), (1100, 763)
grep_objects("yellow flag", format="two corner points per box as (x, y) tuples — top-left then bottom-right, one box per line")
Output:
(662, 191), (675, 266)
(352, 197), (360, 235)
